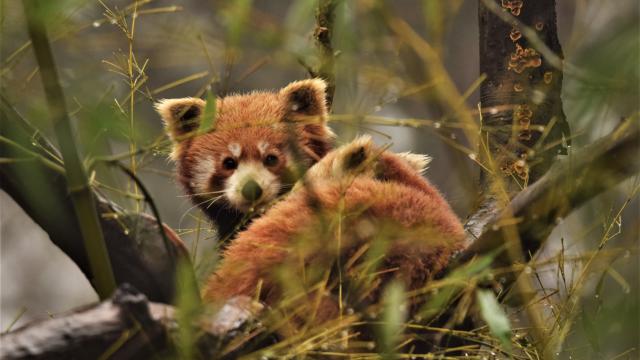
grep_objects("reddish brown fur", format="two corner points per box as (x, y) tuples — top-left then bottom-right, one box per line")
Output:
(177, 90), (329, 165)
(203, 146), (465, 321)
(173, 84), (333, 197)
(157, 82), (465, 324)
(156, 79), (334, 238)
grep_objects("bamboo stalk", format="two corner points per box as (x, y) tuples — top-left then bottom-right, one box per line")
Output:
(22, 0), (116, 299)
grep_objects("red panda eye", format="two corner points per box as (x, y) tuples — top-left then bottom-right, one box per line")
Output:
(264, 154), (278, 167)
(222, 157), (237, 170)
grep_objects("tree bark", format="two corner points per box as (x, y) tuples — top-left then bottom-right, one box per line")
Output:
(0, 285), (263, 360)
(459, 117), (639, 265)
(478, 0), (570, 189)
(0, 95), (190, 303)
(465, 0), (573, 259)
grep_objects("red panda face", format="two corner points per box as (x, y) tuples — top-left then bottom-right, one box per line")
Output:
(155, 79), (334, 225)
(185, 127), (295, 212)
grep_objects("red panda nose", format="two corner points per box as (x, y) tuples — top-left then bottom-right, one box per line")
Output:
(241, 179), (263, 202)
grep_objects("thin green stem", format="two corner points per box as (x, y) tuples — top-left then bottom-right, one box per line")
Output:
(128, 2), (140, 213)
(23, 0), (116, 299)
(0, 135), (65, 174)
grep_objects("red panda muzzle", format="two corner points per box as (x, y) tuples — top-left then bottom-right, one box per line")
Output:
(241, 179), (263, 202)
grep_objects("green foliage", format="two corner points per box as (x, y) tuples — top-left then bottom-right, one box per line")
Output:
(174, 258), (202, 360)
(379, 281), (407, 359)
(567, 17), (640, 136)
(418, 250), (497, 322)
(476, 289), (512, 351)
(198, 89), (217, 135)
(223, 0), (254, 49)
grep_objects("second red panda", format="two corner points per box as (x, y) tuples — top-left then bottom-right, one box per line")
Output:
(203, 136), (466, 322)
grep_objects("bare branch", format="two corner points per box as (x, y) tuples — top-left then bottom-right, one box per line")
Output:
(0, 285), (263, 360)
(458, 117), (640, 264)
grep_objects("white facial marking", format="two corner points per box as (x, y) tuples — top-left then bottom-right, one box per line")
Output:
(225, 161), (280, 212)
(258, 141), (269, 156)
(228, 143), (242, 158)
(192, 155), (216, 195)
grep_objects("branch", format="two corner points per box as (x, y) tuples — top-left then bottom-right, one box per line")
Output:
(313, 0), (337, 109)
(0, 285), (263, 360)
(0, 94), (191, 304)
(458, 117), (640, 264)
(446, 118), (638, 359)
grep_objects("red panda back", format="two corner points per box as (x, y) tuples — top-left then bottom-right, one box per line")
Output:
(203, 145), (465, 322)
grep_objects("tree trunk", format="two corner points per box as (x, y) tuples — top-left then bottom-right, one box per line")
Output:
(478, 0), (570, 189)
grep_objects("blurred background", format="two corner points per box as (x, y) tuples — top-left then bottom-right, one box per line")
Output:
(1, 1), (638, 358)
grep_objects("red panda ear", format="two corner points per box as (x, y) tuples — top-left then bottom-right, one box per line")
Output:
(280, 79), (335, 163)
(280, 78), (328, 119)
(154, 97), (206, 141)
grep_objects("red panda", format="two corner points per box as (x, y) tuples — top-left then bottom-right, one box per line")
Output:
(203, 136), (466, 323)
(155, 79), (334, 239)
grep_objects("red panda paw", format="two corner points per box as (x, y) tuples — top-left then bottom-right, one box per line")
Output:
(303, 135), (377, 183)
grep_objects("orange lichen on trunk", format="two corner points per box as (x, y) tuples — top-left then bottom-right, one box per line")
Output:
(508, 44), (542, 74)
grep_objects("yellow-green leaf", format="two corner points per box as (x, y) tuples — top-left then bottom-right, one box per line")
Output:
(477, 289), (512, 350)
(198, 89), (217, 135)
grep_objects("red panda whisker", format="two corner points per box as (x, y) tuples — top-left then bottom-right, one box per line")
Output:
(177, 196), (223, 228)
(204, 195), (226, 210)
(157, 79), (334, 240)
(178, 189), (227, 198)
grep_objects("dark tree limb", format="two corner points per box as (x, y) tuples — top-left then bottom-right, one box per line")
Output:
(0, 94), (191, 303)
(463, 1), (575, 314)
(459, 117), (639, 264)
(0, 285), (263, 360)
(478, 0), (570, 189)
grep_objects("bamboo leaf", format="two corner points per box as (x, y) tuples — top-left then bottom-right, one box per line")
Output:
(224, 0), (253, 47)
(175, 259), (202, 360)
(418, 250), (498, 321)
(476, 289), (512, 350)
(198, 89), (217, 135)
(378, 281), (406, 359)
